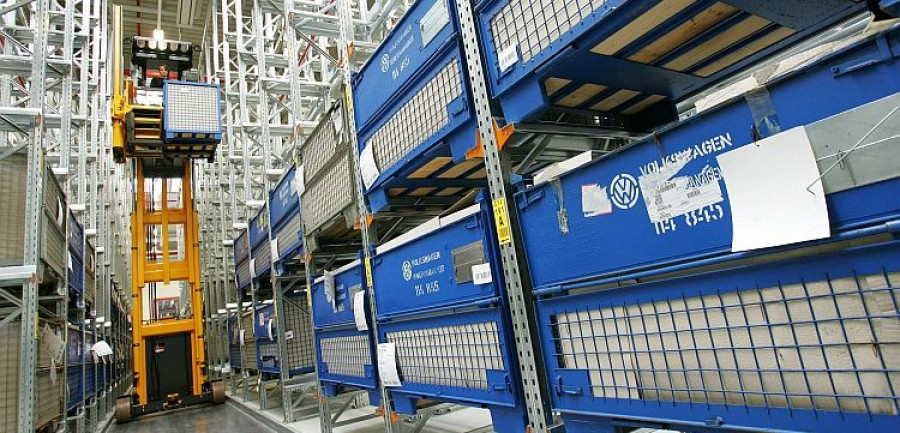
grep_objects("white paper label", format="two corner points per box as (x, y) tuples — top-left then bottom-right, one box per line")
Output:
(323, 271), (336, 309)
(472, 263), (492, 285)
(717, 126), (830, 252)
(67, 252), (73, 271)
(360, 144), (380, 189)
(294, 165), (305, 196)
(498, 44), (519, 72)
(271, 238), (279, 261)
(420, 0), (450, 47)
(331, 111), (343, 135)
(285, 330), (294, 340)
(377, 342), (402, 387)
(353, 290), (369, 331)
(250, 258), (256, 276)
(57, 198), (64, 225)
(239, 329), (245, 346)
(581, 184), (613, 217)
(638, 155), (723, 224)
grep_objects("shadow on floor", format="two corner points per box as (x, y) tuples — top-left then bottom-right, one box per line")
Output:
(110, 403), (276, 433)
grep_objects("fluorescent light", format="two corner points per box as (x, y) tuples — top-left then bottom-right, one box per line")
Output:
(153, 28), (165, 41)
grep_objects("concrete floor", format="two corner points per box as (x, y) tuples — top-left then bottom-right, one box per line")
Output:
(109, 404), (277, 433)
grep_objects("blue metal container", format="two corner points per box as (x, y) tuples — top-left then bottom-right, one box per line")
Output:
(373, 203), (502, 317)
(269, 165), (305, 273)
(68, 252), (84, 296)
(228, 314), (243, 369)
(476, 0), (867, 130)
(536, 234), (900, 433)
(233, 229), (249, 265)
(311, 260), (379, 403)
(234, 229), (251, 292)
(353, 0), (478, 212)
(515, 27), (900, 293)
(67, 211), (83, 260)
(66, 327), (83, 412)
(249, 206), (272, 279)
(162, 81), (223, 143)
(372, 201), (528, 431)
(254, 295), (316, 377)
(84, 332), (96, 399)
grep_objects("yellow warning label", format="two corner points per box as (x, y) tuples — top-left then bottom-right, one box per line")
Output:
(364, 256), (374, 288)
(492, 197), (512, 246)
(344, 86), (354, 116)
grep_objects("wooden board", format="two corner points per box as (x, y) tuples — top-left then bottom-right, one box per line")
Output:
(695, 26), (796, 77)
(621, 94), (666, 115)
(557, 83), (607, 108)
(544, 77), (573, 97)
(628, 3), (739, 64)
(591, 0), (697, 56)
(591, 89), (642, 112)
(408, 157), (452, 179)
(663, 15), (773, 72)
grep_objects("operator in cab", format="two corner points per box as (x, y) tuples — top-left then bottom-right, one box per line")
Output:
(150, 63), (170, 88)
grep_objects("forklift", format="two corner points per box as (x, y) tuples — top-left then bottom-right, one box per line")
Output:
(110, 5), (225, 422)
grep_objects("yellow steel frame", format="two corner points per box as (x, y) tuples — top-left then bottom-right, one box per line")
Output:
(130, 161), (206, 405)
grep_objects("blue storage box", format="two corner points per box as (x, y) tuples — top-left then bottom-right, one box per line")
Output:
(372, 201), (528, 431)
(67, 211), (84, 260)
(269, 165), (305, 273)
(311, 260), (379, 403)
(228, 314), (244, 369)
(476, 0), (867, 131)
(68, 252), (84, 295)
(353, 0), (480, 212)
(536, 235), (900, 433)
(249, 206), (272, 279)
(162, 81), (223, 144)
(66, 327), (83, 412)
(254, 295), (316, 377)
(84, 332), (96, 399)
(515, 26), (900, 293)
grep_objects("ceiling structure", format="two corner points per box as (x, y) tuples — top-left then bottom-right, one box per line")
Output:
(112, 0), (214, 65)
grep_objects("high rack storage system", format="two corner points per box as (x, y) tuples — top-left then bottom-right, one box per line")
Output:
(205, 1), (900, 433)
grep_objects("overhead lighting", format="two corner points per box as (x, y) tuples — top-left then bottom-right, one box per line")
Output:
(153, 28), (165, 41)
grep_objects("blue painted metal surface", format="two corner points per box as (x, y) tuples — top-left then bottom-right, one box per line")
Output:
(66, 327), (83, 412)
(84, 332), (96, 400)
(515, 27), (900, 293)
(249, 205), (272, 279)
(228, 315), (243, 369)
(372, 201), (528, 431)
(372, 203), (502, 317)
(311, 260), (379, 402)
(352, 0), (478, 212)
(269, 165), (305, 273)
(67, 211), (84, 260)
(476, 0), (867, 130)
(234, 229), (251, 292)
(254, 296), (316, 377)
(535, 236), (900, 433)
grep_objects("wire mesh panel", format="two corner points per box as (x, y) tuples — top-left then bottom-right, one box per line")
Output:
(320, 334), (371, 378)
(365, 61), (462, 176)
(488, 0), (599, 66)
(302, 151), (355, 235)
(275, 212), (303, 261)
(301, 103), (344, 180)
(538, 241), (900, 432)
(386, 321), (504, 389)
(283, 296), (315, 372)
(0, 320), (64, 430)
(241, 313), (257, 370)
(163, 82), (221, 135)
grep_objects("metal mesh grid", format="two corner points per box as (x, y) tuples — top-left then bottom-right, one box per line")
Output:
(276, 212), (303, 259)
(283, 297), (316, 370)
(365, 60), (462, 173)
(165, 83), (220, 134)
(241, 313), (257, 368)
(236, 259), (250, 287)
(252, 241), (271, 277)
(234, 233), (249, 263)
(302, 106), (344, 180)
(302, 151), (355, 233)
(320, 334), (371, 378)
(386, 321), (505, 389)
(0, 320), (63, 430)
(552, 271), (900, 415)
(489, 0), (601, 65)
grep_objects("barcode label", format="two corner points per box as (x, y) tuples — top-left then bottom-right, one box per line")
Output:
(472, 263), (492, 285)
(498, 45), (519, 72)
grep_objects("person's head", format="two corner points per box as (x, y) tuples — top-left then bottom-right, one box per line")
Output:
(158, 64), (168, 78)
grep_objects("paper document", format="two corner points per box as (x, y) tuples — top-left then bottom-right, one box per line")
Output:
(472, 263), (493, 285)
(360, 144), (380, 189)
(377, 343), (402, 387)
(581, 184), (612, 217)
(353, 290), (369, 331)
(717, 126), (830, 252)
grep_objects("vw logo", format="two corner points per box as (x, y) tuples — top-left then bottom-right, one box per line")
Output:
(610, 173), (639, 210)
(402, 260), (413, 281)
(380, 54), (391, 73)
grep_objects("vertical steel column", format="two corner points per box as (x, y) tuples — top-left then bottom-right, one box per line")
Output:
(451, 0), (554, 430)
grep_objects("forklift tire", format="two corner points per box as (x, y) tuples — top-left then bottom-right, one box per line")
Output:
(115, 397), (132, 423)
(212, 380), (226, 405)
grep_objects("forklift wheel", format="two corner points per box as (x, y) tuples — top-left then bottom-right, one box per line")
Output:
(115, 397), (132, 423)
(212, 381), (226, 405)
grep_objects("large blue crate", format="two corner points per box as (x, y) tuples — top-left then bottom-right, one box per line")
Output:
(515, 26), (900, 293)
(536, 233), (900, 433)
(353, 0), (479, 212)
(249, 206), (272, 279)
(373, 203), (502, 317)
(372, 201), (528, 431)
(234, 229), (251, 292)
(228, 314), (244, 369)
(269, 165), (305, 273)
(254, 295), (316, 377)
(476, 0), (867, 131)
(67, 211), (84, 260)
(162, 81), (223, 143)
(66, 327), (83, 412)
(68, 253), (84, 295)
(311, 260), (379, 402)
(84, 332), (96, 399)
(233, 228), (249, 264)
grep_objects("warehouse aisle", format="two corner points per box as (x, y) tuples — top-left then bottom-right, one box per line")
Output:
(110, 404), (275, 433)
